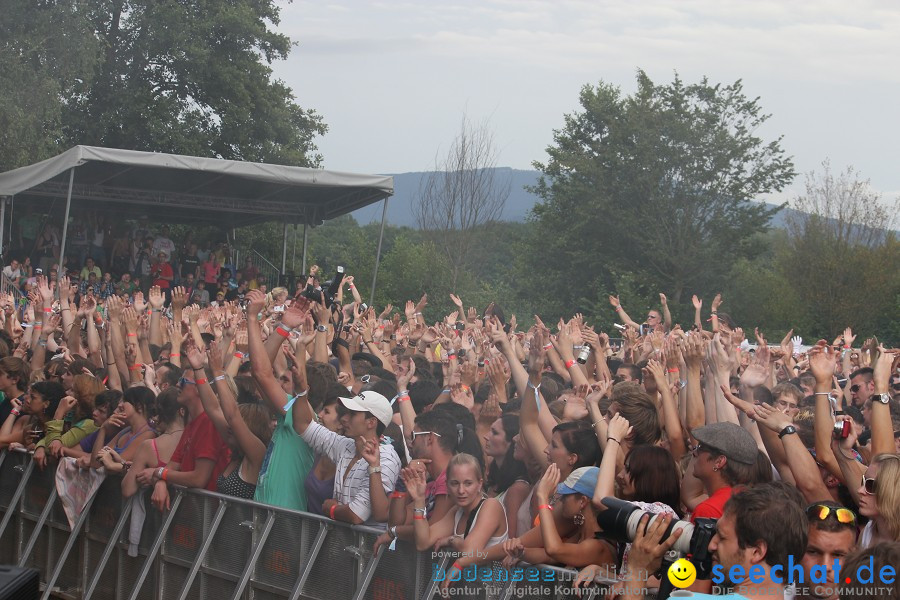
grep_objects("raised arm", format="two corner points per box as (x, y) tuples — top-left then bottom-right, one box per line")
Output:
(210, 341), (267, 469)
(246, 290), (290, 414)
(869, 347), (896, 457)
(609, 295), (639, 330)
(659, 293), (672, 331)
(691, 295), (703, 332)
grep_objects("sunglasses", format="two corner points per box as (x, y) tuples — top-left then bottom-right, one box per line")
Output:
(806, 504), (856, 525)
(861, 475), (877, 495)
(691, 444), (711, 457)
(850, 384), (861, 393)
(411, 430), (442, 440)
(178, 377), (196, 389)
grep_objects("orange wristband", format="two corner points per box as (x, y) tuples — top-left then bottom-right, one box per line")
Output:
(564, 359), (575, 369)
(413, 514), (426, 520)
(330, 504), (337, 520)
(538, 504), (553, 511)
(161, 468), (169, 481)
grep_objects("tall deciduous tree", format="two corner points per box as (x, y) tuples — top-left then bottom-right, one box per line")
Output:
(0, 1), (98, 171)
(529, 70), (795, 314)
(415, 114), (510, 289)
(58, 0), (326, 166)
(781, 162), (899, 337)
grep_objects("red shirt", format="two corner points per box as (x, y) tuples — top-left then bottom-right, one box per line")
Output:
(691, 486), (733, 523)
(170, 412), (231, 491)
(150, 262), (174, 289)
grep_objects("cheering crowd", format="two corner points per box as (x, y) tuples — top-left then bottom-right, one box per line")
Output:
(1, 233), (899, 600)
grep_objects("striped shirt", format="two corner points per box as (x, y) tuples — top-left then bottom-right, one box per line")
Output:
(300, 422), (401, 528)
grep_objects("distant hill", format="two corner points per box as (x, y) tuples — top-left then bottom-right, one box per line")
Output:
(351, 168), (541, 227)
(351, 167), (799, 229)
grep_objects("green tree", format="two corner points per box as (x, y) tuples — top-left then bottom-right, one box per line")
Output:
(780, 162), (899, 340)
(529, 70), (795, 313)
(0, 1), (98, 170)
(61, 0), (325, 166)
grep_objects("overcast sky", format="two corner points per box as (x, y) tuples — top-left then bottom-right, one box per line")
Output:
(274, 0), (900, 207)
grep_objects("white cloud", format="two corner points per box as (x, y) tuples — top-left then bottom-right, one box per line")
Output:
(275, 0), (900, 198)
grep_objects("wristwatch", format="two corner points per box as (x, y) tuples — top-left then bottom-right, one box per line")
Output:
(874, 393), (892, 405)
(316, 324), (327, 333)
(368, 466), (382, 475)
(778, 424), (798, 439)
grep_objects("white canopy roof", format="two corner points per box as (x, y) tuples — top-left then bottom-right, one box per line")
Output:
(0, 146), (393, 227)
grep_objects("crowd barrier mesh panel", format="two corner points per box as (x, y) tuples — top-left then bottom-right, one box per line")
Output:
(0, 450), (594, 600)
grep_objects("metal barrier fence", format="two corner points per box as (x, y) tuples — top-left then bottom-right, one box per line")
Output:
(0, 449), (611, 600)
(1, 271), (24, 306)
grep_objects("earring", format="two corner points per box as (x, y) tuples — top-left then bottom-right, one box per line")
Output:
(573, 512), (585, 526)
(712, 466), (719, 472)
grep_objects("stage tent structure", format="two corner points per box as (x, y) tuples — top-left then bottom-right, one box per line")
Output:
(0, 146), (394, 301)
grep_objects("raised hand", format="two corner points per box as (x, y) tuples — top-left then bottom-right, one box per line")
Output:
(133, 291), (146, 313)
(148, 286), (164, 309)
(357, 436), (380, 466)
(400, 466), (427, 501)
(414, 293), (428, 315)
(842, 327), (856, 348)
(245, 289), (266, 315)
(752, 402), (792, 433)
(171, 286), (187, 311)
(608, 295), (620, 309)
(606, 413), (632, 445)
(535, 463), (561, 503)
(711, 293), (723, 312)
(808, 343), (836, 384)
(691, 295), (702, 310)
(185, 345), (206, 370)
(37, 276), (53, 305)
(449, 293), (463, 310)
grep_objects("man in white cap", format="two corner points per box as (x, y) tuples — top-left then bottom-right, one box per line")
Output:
(293, 383), (401, 528)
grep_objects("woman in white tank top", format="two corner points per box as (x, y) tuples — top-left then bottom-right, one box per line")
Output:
(403, 453), (507, 589)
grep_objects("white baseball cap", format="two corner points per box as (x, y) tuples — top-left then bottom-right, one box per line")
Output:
(339, 391), (393, 427)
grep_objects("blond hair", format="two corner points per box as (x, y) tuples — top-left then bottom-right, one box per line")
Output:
(873, 453), (900, 540)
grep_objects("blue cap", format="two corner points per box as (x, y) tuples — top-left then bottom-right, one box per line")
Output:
(556, 467), (599, 497)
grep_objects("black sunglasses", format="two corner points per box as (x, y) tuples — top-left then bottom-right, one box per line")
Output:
(850, 384), (860, 393)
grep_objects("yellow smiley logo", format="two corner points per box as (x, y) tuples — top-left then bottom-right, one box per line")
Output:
(667, 558), (697, 588)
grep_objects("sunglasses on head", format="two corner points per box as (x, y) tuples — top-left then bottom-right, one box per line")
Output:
(806, 504), (856, 525)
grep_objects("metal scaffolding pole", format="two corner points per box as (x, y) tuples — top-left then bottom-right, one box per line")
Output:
(369, 197), (390, 306)
(301, 223), (308, 275)
(281, 222), (288, 281)
(57, 169), (75, 281)
(0, 197), (6, 257)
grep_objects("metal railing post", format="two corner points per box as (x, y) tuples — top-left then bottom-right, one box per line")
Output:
(288, 521), (331, 600)
(420, 553), (451, 600)
(17, 484), (58, 567)
(229, 510), (276, 600)
(351, 545), (382, 600)
(176, 498), (228, 600)
(83, 499), (134, 600)
(40, 485), (102, 600)
(126, 491), (184, 600)
(0, 458), (33, 540)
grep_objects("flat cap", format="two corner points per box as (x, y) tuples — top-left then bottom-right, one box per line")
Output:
(692, 422), (758, 465)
